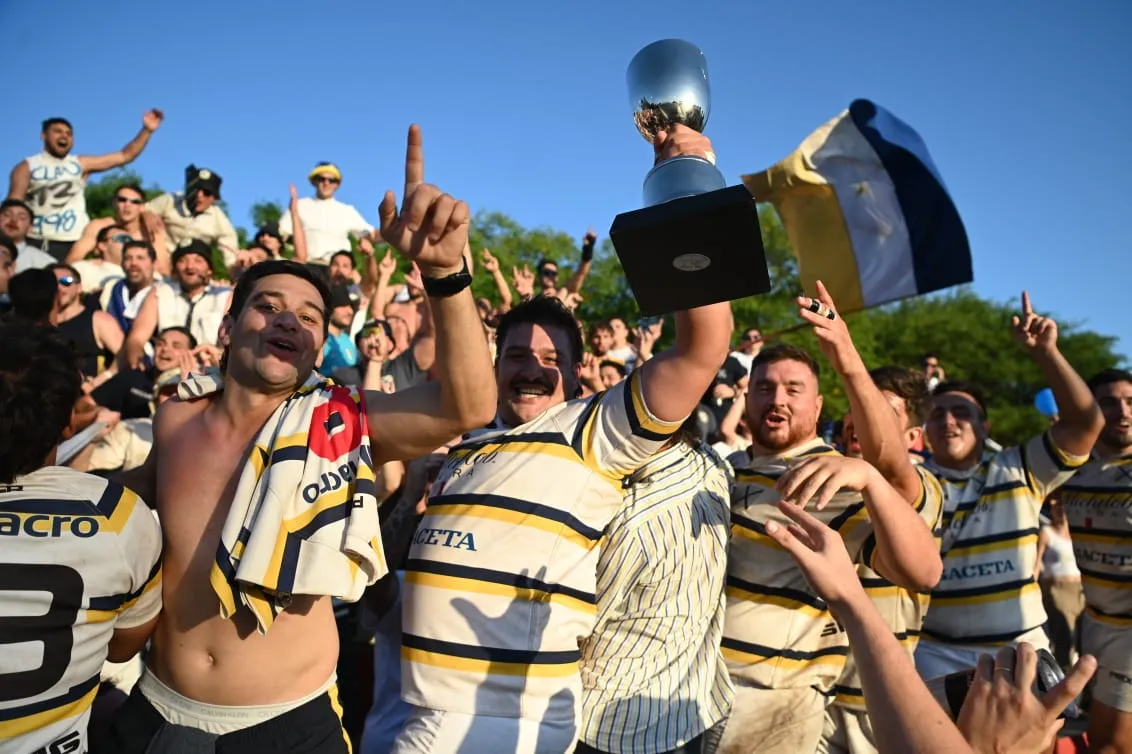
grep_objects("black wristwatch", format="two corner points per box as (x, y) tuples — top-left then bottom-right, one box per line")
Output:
(422, 259), (472, 298)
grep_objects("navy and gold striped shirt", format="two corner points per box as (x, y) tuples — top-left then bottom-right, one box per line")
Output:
(922, 431), (1088, 646)
(724, 438), (873, 693)
(833, 464), (944, 710)
(400, 371), (682, 739)
(0, 466), (162, 754)
(1060, 454), (1132, 627)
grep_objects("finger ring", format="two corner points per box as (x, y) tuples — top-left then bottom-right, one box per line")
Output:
(994, 667), (1014, 676)
(807, 299), (836, 321)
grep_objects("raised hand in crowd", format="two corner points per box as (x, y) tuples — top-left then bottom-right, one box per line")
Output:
(512, 263), (535, 300)
(367, 124), (495, 462)
(632, 318), (662, 364)
(957, 644), (1095, 754)
(481, 248), (500, 273)
(377, 248), (397, 281)
(141, 108), (165, 132)
(378, 125), (468, 277)
(191, 344), (223, 369)
(766, 502), (977, 754)
(558, 289), (583, 311)
(1009, 290), (1103, 458)
(403, 263), (424, 295)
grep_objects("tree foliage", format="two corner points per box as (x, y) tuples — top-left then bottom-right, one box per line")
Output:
(82, 172), (1124, 447)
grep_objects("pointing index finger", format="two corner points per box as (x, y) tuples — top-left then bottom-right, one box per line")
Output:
(404, 124), (424, 195)
(1021, 290), (1032, 316)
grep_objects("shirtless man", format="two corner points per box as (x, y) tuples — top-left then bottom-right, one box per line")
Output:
(97, 125), (496, 754)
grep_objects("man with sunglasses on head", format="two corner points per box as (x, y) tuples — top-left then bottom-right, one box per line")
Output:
(1, 198), (57, 272)
(68, 184), (172, 273)
(279, 162), (376, 267)
(144, 165), (239, 269)
(7, 110), (163, 262)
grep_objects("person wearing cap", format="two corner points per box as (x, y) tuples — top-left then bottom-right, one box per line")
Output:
(318, 284), (361, 377)
(0, 198), (57, 272)
(145, 165), (239, 268)
(122, 239), (232, 366)
(279, 161), (375, 265)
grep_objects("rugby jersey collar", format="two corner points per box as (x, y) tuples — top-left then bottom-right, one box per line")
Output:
(627, 441), (689, 485)
(746, 436), (830, 467)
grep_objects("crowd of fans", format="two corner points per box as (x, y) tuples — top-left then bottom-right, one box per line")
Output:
(0, 111), (1129, 754)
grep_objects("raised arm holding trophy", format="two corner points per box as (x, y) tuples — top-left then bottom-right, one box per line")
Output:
(609, 38), (771, 315)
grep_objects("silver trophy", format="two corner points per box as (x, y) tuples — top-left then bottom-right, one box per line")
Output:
(628, 39), (727, 207)
(609, 39), (770, 315)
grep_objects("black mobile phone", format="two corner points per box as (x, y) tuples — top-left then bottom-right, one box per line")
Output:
(638, 315), (662, 330)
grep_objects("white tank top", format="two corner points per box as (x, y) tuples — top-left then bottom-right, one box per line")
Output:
(24, 151), (90, 242)
(1042, 526), (1081, 579)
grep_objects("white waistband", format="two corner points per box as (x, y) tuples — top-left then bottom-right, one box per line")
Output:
(138, 667), (336, 735)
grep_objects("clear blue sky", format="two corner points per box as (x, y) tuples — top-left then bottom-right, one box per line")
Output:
(3, 0), (1128, 358)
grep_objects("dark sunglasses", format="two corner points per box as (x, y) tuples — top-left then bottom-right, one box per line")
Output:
(57, 275), (76, 287)
(115, 196), (144, 205)
(315, 176), (340, 185)
(539, 267), (558, 277)
(197, 188), (215, 198)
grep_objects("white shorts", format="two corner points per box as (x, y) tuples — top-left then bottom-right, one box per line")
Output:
(914, 631), (1051, 681)
(391, 706), (577, 754)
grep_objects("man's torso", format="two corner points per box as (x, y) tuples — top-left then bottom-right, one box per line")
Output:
(147, 395), (339, 707)
(24, 152), (89, 242)
(923, 432), (1086, 645)
(724, 439), (872, 692)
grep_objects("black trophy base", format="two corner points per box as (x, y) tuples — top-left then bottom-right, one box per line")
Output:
(609, 184), (770, 317)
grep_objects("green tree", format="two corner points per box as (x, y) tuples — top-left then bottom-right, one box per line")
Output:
(250, 200), (284, 230)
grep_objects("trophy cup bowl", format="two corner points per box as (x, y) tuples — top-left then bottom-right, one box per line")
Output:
(608, 39), (771, 316)
(628, 39), (727, 206)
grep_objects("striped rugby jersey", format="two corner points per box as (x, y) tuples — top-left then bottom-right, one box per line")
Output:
(922, 431), (1088, 646)
(400, 370), (682, 729)
(724, 438), (873, 692)
(0, 466), (162, 754)
(1059, 453), (1132, 625)
(833, 463), (944, 711)
(579, 441), (733, 753)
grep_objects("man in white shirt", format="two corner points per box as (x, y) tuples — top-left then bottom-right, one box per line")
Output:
(1, 199), (57, 272)
(7, 111), (163, 261)
(279, 162), (375, 265)
(728, 327), (763, 376)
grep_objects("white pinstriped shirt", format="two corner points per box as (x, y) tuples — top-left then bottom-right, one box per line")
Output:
(579, 441), (733, 753)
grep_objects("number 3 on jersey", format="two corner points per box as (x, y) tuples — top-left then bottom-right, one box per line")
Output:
(0, 563), (83, 702)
